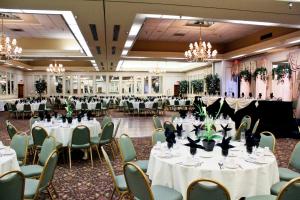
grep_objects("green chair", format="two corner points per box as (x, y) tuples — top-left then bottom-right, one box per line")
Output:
(102, 101), (108, 114)
(271, 176), (300, 197)
(151, 102), (158, 115)
(171, 113), (180, 122)
(252, 119), (260, 134)
(101, 115), (112, 129)
(153, 115), (163, 129)
(32, 126), (48, 164)
(259, 131), (276, 153)
(37, 104), (45, 113)
(10, 104), (20, 119)
(0, 171), (25, 200)
(163, 121), (176, 132)
(101, 147), (128, 200)
(81, 102), (88, 111)
(29, 116), (40, 131)
(69, 125), (93, 169)
(187, 179), (231, 200)
(91, 122), (115, 160)
(247, 177), (300, 200)
(241, 115), (252, 131)
(118, 134), (148, 172)
(123, 162), (183, 200)
(95, 102), (101, 116)
(139, 102), (146, 116)
(24, 150), (58, 200)
(21, 137), (56, 178)
(277, 142), (300, 181)
(6, 120), (18, 139)
(127, 102), (135, 115)
(152, 129), (166, 146)
(23, 104), (32, 119)
(112, 119), (121, 154)
(10, 134), (29, 166)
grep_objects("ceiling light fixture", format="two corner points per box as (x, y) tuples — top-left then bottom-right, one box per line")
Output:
(46, 61), (65, 74)
(0, 13), (22, 61)
(184, 22), (217, 62)
(254, 47), (275, 53)
(289, 39), (300, 44)
(231, 54), (246, 59)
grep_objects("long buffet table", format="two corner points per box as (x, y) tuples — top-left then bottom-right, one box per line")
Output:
(200, 97), (299, 138)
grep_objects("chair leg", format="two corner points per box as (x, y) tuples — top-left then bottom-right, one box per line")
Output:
(119, 191), (129, 200)
(89, 146), (93, 168)
(68, 147), (72, 169)
(95, 145), (102, 163)
(110, 143), (115, 160)
(110, 187), (116, 200)
(33, 149), (38, 164)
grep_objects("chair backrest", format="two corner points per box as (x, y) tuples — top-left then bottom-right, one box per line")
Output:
(100, 122), (114, 141)
(96, 102), (101, 109)
(118, 134), (137, 162)
(71, 125), (90, 146)
(187, 179), (231, 200)
(38, 137), (57, 166)
(24, 104), (31, 111)
(174, 100), (179, 105)
(0, 171), (25, 200)
(277, 177), (300, 200)
(289, 142), (300, 170)
(11, 104), (17, 111)
(152, 115), (163, 129)
(152, 102), (158, 109)
(101, 115), (112, 129)
(241, 115), (251, 130)
(29, 116), (40, 130)
(163, 121), (176, 132)
(10, 134), (28, 164)
(152, 129), (166, 145)
(139, 102), (145, 109)
(81, 102), (88, 109)
(171, 114), (180, 122)
(235, 122), (247, 141)
(186, 100), (191, 105)
(259, 131), (276, 152)
(34, 151), (58, 199)
(128, 102), (133, 109)
(113, 119), (121, 138)
(38, 104), (45, 111)
(32, 126), (48, 146)
(6, 121), (18, 139)
(252, 119), (260, 134)
(123, 162), (153, 200)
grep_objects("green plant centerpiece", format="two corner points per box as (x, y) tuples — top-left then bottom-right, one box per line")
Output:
(191, 79), (204, 94)
(253, 67), (267, 81)
(239, 69), (251, 82)
(179, 80), (189, 95)
(193, 98), (206, 121)
(65, 97), (73, 124)
(35, 79), (47, 99)
(205, 74), (220, 95)
(272, 64), (292, 83)
(197, 98), (224, 151)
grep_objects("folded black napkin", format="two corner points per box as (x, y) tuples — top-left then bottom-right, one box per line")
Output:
(220, 124), (232, 138)
(165, 128), (176, 149)
(179, 110), (188, 119)
(245, 130), (261, 153)
(191, 124), (201, 137)
(39, 111), (44, 121)
(217, 136), (234, 156)
(184, 137), (204, 155)
(62, 115), (66, 123)
(176, 124), (183, 137)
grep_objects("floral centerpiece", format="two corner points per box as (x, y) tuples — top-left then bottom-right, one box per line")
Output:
(65, 97), (73, 124)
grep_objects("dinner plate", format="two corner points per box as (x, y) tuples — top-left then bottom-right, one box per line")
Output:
(224, 163), (239, 169)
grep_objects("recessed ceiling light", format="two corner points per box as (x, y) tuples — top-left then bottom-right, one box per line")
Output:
(124, 40), (134, 48)
(254, 47), (275, 53)
(289, 39), (300, 44)
(16, 66), (24, 68)
(27, 68), (32, 71)
(90, 60), (96, 64)
(129, 23), (143, 37)
(231, 54), (246, 59)
(122, 50), (129, 56)
(225, 20), (281, 27)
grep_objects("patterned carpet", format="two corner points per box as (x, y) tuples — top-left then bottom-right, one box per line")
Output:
(0, 110), (299, 200)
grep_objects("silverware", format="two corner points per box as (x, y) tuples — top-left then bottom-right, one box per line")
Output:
(218, 161), (224, 170)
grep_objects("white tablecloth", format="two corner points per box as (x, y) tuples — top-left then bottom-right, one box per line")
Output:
(0, 146), (20, 175)
(147, 141), (279, 200)
(32, 119), (101, 147)
(75, 101), (98, 110)
(16, 102), (44, 112)
(131, 101), (154, 111)
(169, 99), (187, 106)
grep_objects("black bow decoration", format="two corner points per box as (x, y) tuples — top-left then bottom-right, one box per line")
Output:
(217, 136), (234, 156)
(176, 124), (183, 137)
(220, 124), (232, 138)
(184, 137), (204, 155)
(191, 124), (201, 137)
(165, 128), (176, 149)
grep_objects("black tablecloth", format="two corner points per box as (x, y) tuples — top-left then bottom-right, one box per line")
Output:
(202, 97), (299, 138)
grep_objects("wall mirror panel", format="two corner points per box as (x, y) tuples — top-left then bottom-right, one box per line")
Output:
(96, 75), (106, 94)
(122, 76), (134, 94)
(80, 75), (93, 94)
(109, 76), (119, 94)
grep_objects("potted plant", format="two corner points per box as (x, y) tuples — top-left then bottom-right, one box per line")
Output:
(253, 67), (267, 81)
(35, 79), (47, 100)
(204, 74), (220, 95)
(201, 117), (221, 151)
(272, 64), (292, 83)
(179, 80), (189, 95)
(239, 69), (251, 82)
(65, 97), (73, 124)
(191, 79), (204, 94)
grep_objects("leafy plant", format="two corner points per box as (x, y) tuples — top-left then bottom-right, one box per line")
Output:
(56, 82), (62, 93)
(272, 64), (292, 82)
(179, 80), (189, 95)
(253, 67), (267, 81)
(200, 117), (222, 141)
(65, 97), (73, 118)
(205, 74), (220, 95)
(191, 79), (204, 93)
(240, 69), (251, 82)
(35, 79), (47, 99)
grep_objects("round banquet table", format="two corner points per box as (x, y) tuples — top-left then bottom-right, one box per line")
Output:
(0, 146), (20, 175)
(16, 102), (43, 112)
(75, 101), (98, 110)
(173, 117), (236, 138)
(32, 119), (101, 147)
(147, 140), (279, 200)
(131, 101), (154, 111)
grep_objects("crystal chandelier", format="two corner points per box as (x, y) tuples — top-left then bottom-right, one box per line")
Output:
(184, 24), (217, 62)
(0, 13), (22, 61)
(149, 63), (166, 74)
(46, 62), (65, 74)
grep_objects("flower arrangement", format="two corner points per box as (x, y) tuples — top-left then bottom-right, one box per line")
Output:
(253, 67), (267, 81)
(191, 79), (204, 94)
(239, 69), (251, 82)
(272, 64), (292, 83)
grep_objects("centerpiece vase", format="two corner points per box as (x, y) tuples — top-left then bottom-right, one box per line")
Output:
(202, 139), (216, 151)
(67, 116), (73, 124)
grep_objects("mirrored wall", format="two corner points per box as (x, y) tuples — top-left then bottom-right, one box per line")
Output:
(0, 71), (16, 96)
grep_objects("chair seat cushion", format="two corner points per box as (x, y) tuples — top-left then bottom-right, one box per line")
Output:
(246, 195), (277, 200)
(21, 165), (43, 177)
(151, 185), (183, 200)
(71, 144), (90, 149)
(90, 136), (100, 145)
(271, 181), (286, 195)
(115, 175), (127, 191)
(279, 167), (300, 181)
(24, 178), (39, 198)
(135, 160), (149, 172)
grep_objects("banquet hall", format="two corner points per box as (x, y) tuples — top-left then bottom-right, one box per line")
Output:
(0, 0), (300, 200)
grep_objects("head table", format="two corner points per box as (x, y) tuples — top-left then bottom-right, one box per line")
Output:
(147, 140), (279, 200)
(0, 144), (20, 175)
(32, 118), (101, 147)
